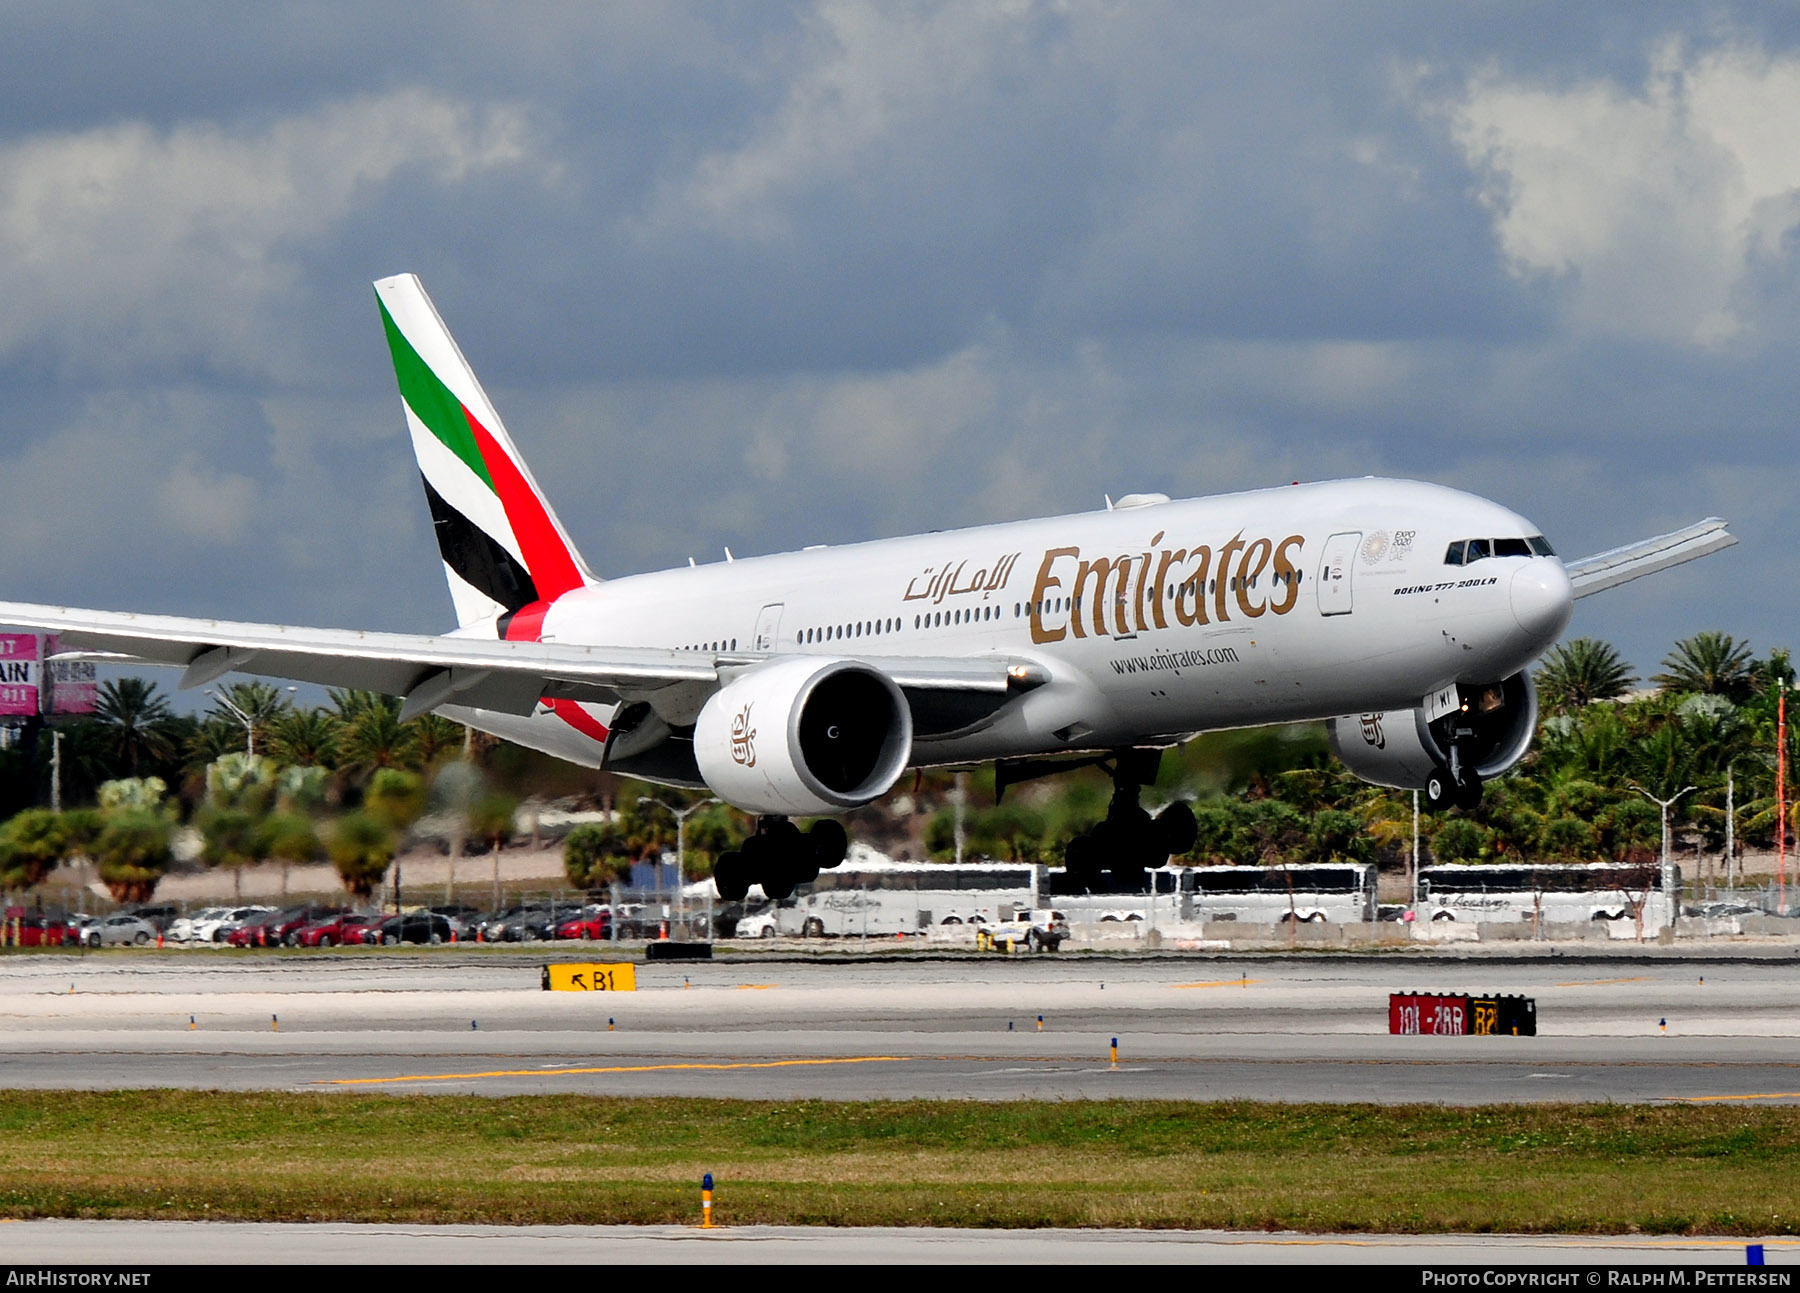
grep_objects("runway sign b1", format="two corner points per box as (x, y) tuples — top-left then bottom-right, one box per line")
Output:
(544, 962), (637, 992)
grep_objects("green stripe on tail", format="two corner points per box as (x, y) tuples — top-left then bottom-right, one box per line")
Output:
(378, 298), (494, 492)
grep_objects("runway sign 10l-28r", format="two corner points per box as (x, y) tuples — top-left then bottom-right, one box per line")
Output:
(1389, 993), (1536, 1036)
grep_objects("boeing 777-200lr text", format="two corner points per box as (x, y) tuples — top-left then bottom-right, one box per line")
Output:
(0, 275), (1737, 899)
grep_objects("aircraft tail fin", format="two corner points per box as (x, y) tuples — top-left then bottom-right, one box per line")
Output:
(375, 273), (597, 632)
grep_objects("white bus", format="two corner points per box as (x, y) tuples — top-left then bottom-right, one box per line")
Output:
(735, 856), (1042, 938)
(1418, 862), (1672, 931)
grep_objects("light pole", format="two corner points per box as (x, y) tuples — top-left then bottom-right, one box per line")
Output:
(638, 796), (720, 940)
(206, 686), (296, 758)
(1630, 781), (1696, 930)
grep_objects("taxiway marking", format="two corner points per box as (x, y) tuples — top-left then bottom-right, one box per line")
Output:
(1172, 979), (1261, 990)
(320, 1055), (909, 1086)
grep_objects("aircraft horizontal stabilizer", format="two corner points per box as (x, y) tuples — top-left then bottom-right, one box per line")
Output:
(1565, 517), (1736, 600)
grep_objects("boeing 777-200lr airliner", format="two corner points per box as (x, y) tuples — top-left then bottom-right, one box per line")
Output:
(0, 274), (1737, 899)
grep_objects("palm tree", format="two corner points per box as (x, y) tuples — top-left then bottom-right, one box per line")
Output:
(265, 708), (341, 769)
(93, 679), (178, 776)
(1653, 631), (1756, 702)
(409, 714), (465, 766)
(331, 690), (420, 775)
(1535, 638), (1636, 712)
(329, 812), (395, 900)
(0, 809), (72, 889)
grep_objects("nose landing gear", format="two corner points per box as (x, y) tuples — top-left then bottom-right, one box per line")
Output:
(1425, 743), (1484, 813)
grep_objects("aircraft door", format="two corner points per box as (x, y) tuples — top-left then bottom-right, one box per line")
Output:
(753, 603), (785, 651)
(1317, 532), (1361, 616)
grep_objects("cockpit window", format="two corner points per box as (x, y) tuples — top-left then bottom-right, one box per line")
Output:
(1445, 535), (1557, 565)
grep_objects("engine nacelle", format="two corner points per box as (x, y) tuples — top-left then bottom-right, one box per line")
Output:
(1327, 673), (1538, 791)
(694, 656), (913, 816)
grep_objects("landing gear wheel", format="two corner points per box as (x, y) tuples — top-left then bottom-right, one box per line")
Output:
(1424, 769), (1453, 810)
(1155, 802), (1197, 857)
(713, 851), (750, 902)
(809, 819), (849, 869)
(1453, 772), (1483, 812)
(1063, 834), (1101, 891)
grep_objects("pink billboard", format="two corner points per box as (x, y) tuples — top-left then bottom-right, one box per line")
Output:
(45, 635), (96, 715)
(0, 634), (40, 717)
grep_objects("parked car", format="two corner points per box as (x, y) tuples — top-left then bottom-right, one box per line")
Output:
(167, 908), (231, 944)
(126, 904), (180, 933)
(5, 908), (75, 947)
(555, 905), (613, 941)
(227, 905), (341, 948)
(295, 912), (380, 948)
(480, 904), (582, 943)
(371, 912), (455, 946)
(85, 914), (160, 947)
(201, 906), (275, 944)
(733, 900), (797, 939)
(978, 909), (1069, 952)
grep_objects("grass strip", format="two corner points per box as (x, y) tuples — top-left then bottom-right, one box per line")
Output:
(0, 1092), (1795, 1233)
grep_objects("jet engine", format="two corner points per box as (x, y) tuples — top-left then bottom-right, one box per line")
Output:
(1327, 672), (1538, 808)
(693, 656), (913, 816)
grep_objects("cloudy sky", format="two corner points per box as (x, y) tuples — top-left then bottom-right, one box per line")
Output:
(1, 2), (1796, 686)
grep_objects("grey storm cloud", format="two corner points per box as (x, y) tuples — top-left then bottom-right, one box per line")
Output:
(0, 1), (1797, 679)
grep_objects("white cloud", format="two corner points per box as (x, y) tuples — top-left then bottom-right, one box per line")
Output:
(0, 89), (540, 380)
(643, 1), (1047, 241)
(1445, 41), (1800, 345)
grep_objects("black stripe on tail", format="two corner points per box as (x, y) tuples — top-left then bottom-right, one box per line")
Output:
(420, 474), (539, 615)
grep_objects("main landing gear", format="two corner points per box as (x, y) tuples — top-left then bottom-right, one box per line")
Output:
(1061, 749), (1198, 894)
(712, 817), (848, 902)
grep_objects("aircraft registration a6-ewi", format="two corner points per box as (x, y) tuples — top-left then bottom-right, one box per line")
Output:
(0, 275), (1737, 900)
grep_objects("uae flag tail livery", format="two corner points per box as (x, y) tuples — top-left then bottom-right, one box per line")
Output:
(376, 274), (596, 640)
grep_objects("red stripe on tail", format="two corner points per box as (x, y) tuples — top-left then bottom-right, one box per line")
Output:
(464, 405), (585, 600)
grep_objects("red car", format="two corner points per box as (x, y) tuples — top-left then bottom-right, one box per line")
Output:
(555, 908), (613, 941)
(295, 913), (379, 948)
(227, 905), (344, 948)
(5, 908), (73, 947)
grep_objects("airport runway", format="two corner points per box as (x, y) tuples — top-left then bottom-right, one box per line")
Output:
(0, 1219), (1793, 1265)
(4, 951), (1799, 1103)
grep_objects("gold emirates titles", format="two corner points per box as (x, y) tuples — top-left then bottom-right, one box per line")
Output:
(903, 531), (1308, 645)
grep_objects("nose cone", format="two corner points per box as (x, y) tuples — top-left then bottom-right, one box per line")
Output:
(1510, 561), (1573, 648)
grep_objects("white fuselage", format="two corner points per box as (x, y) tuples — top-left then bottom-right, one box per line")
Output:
(447, 477), (1574, 772)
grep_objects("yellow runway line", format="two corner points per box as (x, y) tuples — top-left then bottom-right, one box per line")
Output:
(1669, 1092), (1800, 1103)
(1173, 979), (1261, 989)
(736, 984), (776, 990)
(321, 1055), (909, 1086)
(1555, 976), (1656, 986)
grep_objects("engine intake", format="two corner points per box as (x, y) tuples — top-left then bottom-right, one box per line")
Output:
(694, 657), (913, 816)
(1328, 672), (1538, 791)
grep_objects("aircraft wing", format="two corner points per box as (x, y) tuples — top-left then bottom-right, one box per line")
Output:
(1565, 518), (1736, 599)
(0, 601), (1039, 722)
